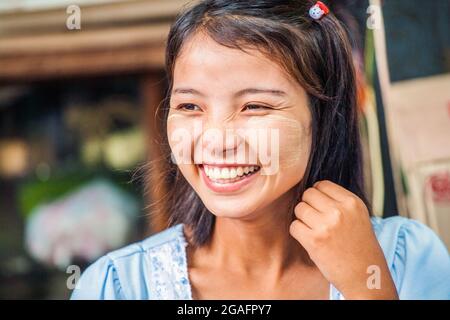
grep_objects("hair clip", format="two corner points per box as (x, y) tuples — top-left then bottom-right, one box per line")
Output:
(309, 1), (330, 20)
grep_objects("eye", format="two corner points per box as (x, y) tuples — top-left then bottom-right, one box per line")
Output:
(242, 104), (272, 111)
(177, 103), (202, 112)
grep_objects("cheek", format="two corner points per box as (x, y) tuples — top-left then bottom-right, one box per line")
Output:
(279, 121), (311, 171)
(245, 115), (311, 175)
(167, 114), (203, 165)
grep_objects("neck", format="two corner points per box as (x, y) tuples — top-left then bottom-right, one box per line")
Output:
(201, 188), (312, 277)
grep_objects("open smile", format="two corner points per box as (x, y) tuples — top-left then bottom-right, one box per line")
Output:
(198, 164), (261, 193)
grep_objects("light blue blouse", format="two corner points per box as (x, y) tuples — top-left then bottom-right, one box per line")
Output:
(70, 216), (450, 300)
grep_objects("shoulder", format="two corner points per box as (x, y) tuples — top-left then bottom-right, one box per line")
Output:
(370, 216), (450, 299)
(70, 224), (189, 300)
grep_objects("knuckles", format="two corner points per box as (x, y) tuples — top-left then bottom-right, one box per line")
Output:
(342, 195), (368, 216)
(330, 211), (343, 227)
(343, 194), (360, 209)
(314, 222), (334, 243)
(311, 209), (343, 244)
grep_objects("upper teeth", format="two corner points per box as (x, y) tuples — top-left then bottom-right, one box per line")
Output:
(204, 165), (259, 179)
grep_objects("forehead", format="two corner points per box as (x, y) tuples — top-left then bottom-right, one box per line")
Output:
(173, 32), (297, 92)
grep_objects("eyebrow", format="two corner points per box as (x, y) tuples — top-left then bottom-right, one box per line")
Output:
(172, 87), (287, 98)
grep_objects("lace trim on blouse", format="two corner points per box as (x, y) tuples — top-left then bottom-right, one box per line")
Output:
(147, 224), (193, 299)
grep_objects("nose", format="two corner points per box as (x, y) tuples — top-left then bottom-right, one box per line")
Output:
(202, 124), (242, 151)
(200, 122), (245, 162)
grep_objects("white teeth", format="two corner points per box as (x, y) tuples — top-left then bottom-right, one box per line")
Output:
(221, 168), (230, 179)
(213, 167), (220, 179)
(203, 165), (260, 180)
(229, 168), (237, 179)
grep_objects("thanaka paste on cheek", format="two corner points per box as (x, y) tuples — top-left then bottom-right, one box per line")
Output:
(245, 114), (311, 175)
(167, 113), (201, 165)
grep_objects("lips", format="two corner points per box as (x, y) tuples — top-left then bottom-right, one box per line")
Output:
(198, 164), (261, 193)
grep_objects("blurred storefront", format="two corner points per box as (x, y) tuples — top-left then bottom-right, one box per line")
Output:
(0, 0), (189, 299)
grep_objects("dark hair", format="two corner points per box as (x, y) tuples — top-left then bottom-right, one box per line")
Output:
(148, 0), (370, 246)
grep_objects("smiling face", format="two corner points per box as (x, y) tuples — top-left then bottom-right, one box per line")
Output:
(167, 32), (312, 219)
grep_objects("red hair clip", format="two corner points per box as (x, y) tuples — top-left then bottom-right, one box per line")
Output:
(309, 1), (330, 20)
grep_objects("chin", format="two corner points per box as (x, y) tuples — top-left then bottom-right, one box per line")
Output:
(201, 196), (263, 219)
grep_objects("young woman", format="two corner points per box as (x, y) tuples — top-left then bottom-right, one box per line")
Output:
(71, 0), (450, 300)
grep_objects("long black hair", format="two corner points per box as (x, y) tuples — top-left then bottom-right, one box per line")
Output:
(148, 0), (370, 246)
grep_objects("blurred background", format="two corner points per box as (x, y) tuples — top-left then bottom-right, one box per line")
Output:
(0, 0), (449, 299)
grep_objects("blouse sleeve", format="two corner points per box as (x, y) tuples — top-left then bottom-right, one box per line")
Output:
(70, 255), (126, 300)
(392, 219), (450, 299)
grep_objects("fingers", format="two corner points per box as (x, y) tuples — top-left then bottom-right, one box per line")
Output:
(301, 186), (336, 214)
(313, 180), (355, 202)
(294, 201), (322, 229)
(314, 180), (366, 214)
(289, 219), (312, 245)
